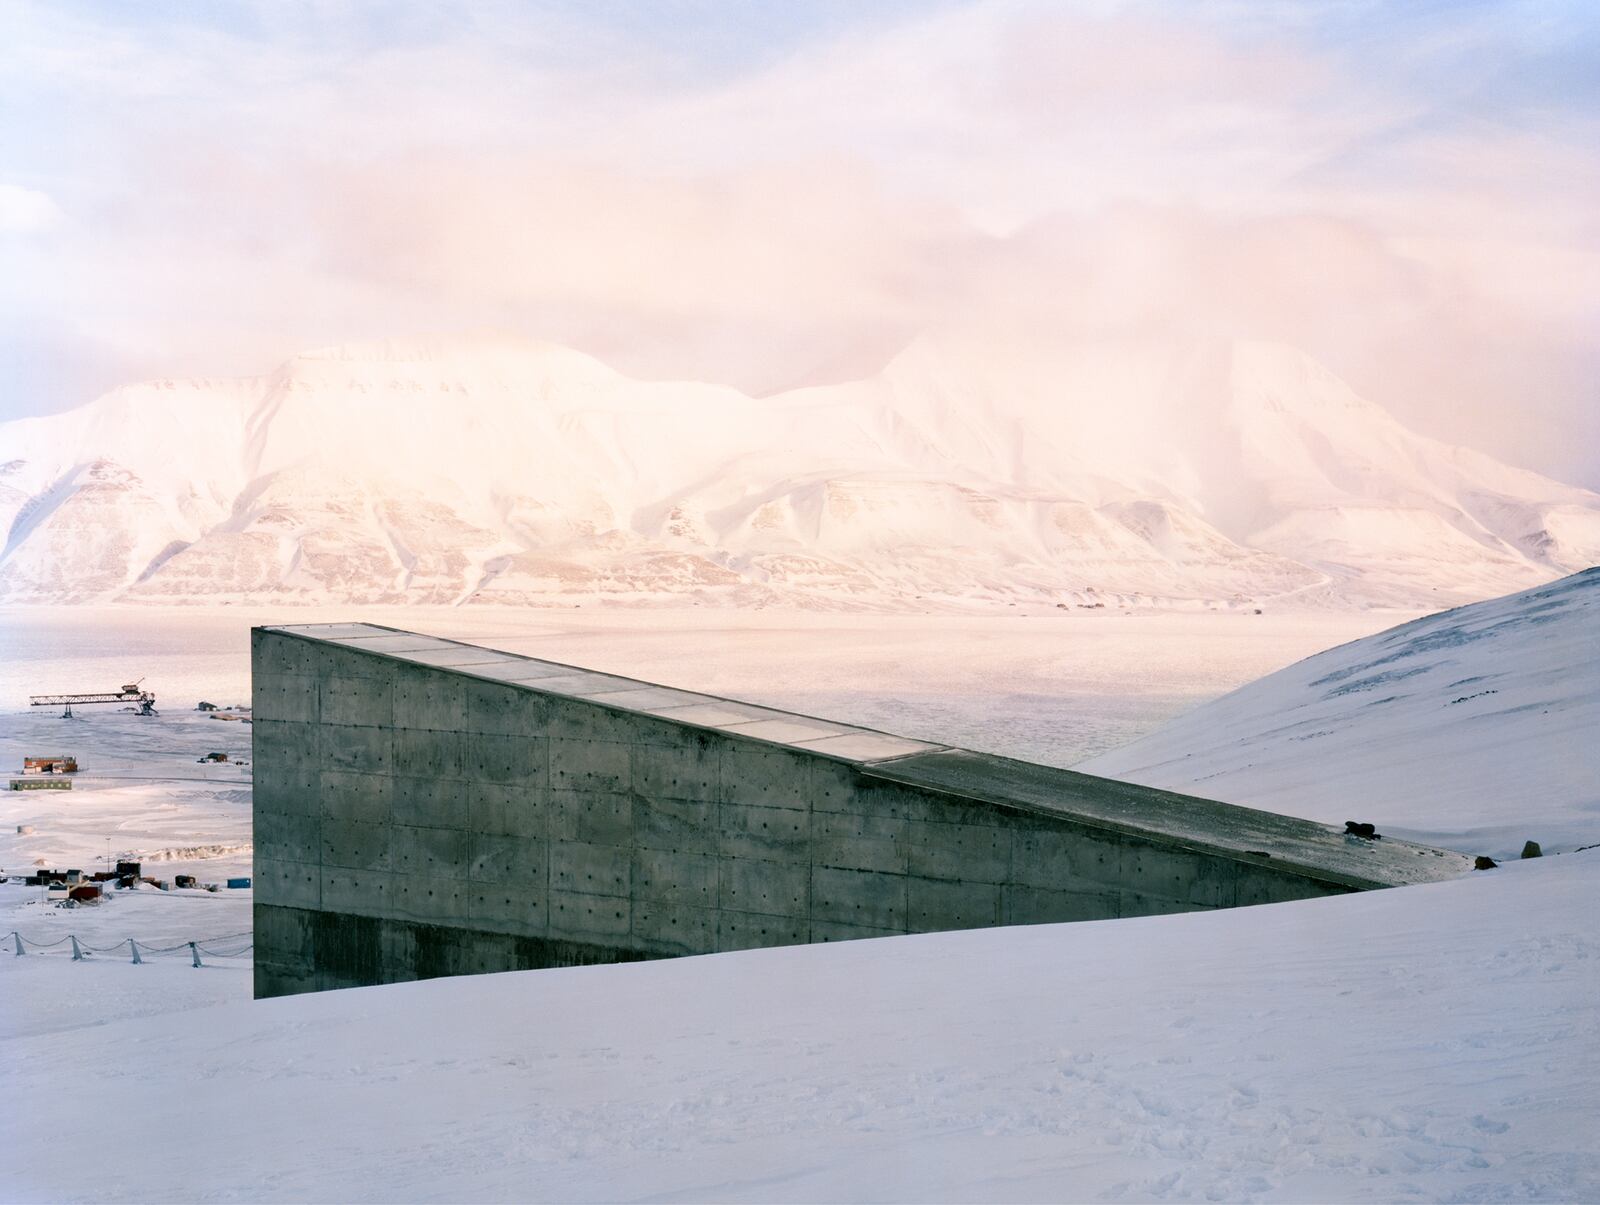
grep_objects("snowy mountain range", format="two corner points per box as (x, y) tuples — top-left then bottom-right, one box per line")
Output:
(1081, 568), (1600, 859)
(2, 334), (1596, 608)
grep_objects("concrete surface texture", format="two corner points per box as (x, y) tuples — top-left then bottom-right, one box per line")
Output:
(253, 624), (1473, 997)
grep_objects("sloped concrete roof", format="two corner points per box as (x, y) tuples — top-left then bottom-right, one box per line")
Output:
(262, 622), (1473, 890)
(864, 751), (1468, 890)
(265, 622), (943, 763)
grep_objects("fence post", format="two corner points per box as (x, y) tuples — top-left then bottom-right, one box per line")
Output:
(11, 932), (22, 956)
(71, 936), (84, 961)
(190, 941), (202, 968)
(129, 939), (142, 965)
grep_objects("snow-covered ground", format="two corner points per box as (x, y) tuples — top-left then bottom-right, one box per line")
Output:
(0, 706), (253, 876)
(4, 849), (1595, 1202)
(1082, 569), (1600, 860)
(0, 704), (255, 1028)
(2, 596), (1594, 1201)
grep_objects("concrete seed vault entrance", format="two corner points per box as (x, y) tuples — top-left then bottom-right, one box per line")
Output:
(252, 623), (1471, 998)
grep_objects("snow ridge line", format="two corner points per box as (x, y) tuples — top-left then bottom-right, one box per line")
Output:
(133, 843), (253, 862)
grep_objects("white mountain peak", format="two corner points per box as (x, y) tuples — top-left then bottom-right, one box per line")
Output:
(0, 333), (1594, 609)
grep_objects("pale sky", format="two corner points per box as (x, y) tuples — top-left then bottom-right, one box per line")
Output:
(2, 0), (1597, 486)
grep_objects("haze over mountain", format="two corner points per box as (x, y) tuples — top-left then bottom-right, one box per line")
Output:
(1, 334), (1595, 610)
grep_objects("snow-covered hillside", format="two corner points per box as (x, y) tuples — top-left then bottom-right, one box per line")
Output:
(3, 581), (1595, 1201)
(4, 850), (1595, 1201)
(2, 334), (1595, 609)
(1081, 569), (1600, 859)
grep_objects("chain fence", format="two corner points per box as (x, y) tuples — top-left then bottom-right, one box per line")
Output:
(2, 930), (252, 965)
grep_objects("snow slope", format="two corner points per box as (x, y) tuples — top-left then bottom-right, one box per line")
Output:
(3, 851), (1595, 1202)
(1081, 569), (1600, 859)
(2, 591), (1595, 1200)
(2, 334), (1595, 609)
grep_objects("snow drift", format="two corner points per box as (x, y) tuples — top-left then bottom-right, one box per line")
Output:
(4, 848), (1595, 1201)
(1081, 568), (1600, 858)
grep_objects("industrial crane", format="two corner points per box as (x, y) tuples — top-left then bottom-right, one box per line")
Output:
(30, 680), (157, 718)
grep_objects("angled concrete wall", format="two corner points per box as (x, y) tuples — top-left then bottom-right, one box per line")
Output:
(253, 624), (1471, 998)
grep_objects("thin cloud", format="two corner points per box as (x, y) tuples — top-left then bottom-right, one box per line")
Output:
(0, 183), (60, 234)
(0, 0), (1595, 486)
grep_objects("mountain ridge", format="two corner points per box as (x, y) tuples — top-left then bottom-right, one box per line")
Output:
(2, 333), (1595, 609)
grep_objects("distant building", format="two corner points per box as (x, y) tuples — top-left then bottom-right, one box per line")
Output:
(22, 756), (78, 774)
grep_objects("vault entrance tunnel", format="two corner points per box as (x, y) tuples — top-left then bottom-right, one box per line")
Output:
(252, 623), (1470, 998)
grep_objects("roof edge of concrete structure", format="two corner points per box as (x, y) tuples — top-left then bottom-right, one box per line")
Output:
(857, 751), (1468, 891)
(255, 621), (952, 764)
(254, 622), (1473, 892)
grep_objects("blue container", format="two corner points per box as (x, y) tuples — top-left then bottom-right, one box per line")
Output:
(227, 877), (252, 889)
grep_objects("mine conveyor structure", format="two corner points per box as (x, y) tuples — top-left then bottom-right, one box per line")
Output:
(252, 623), (1473, 999)
(30, 681), (157, 718)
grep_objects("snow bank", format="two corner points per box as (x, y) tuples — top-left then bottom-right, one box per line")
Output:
(0, 583), (1593, 1201)
(1082, 569), (1600, 859)
(3, 851), (1595, 1202)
